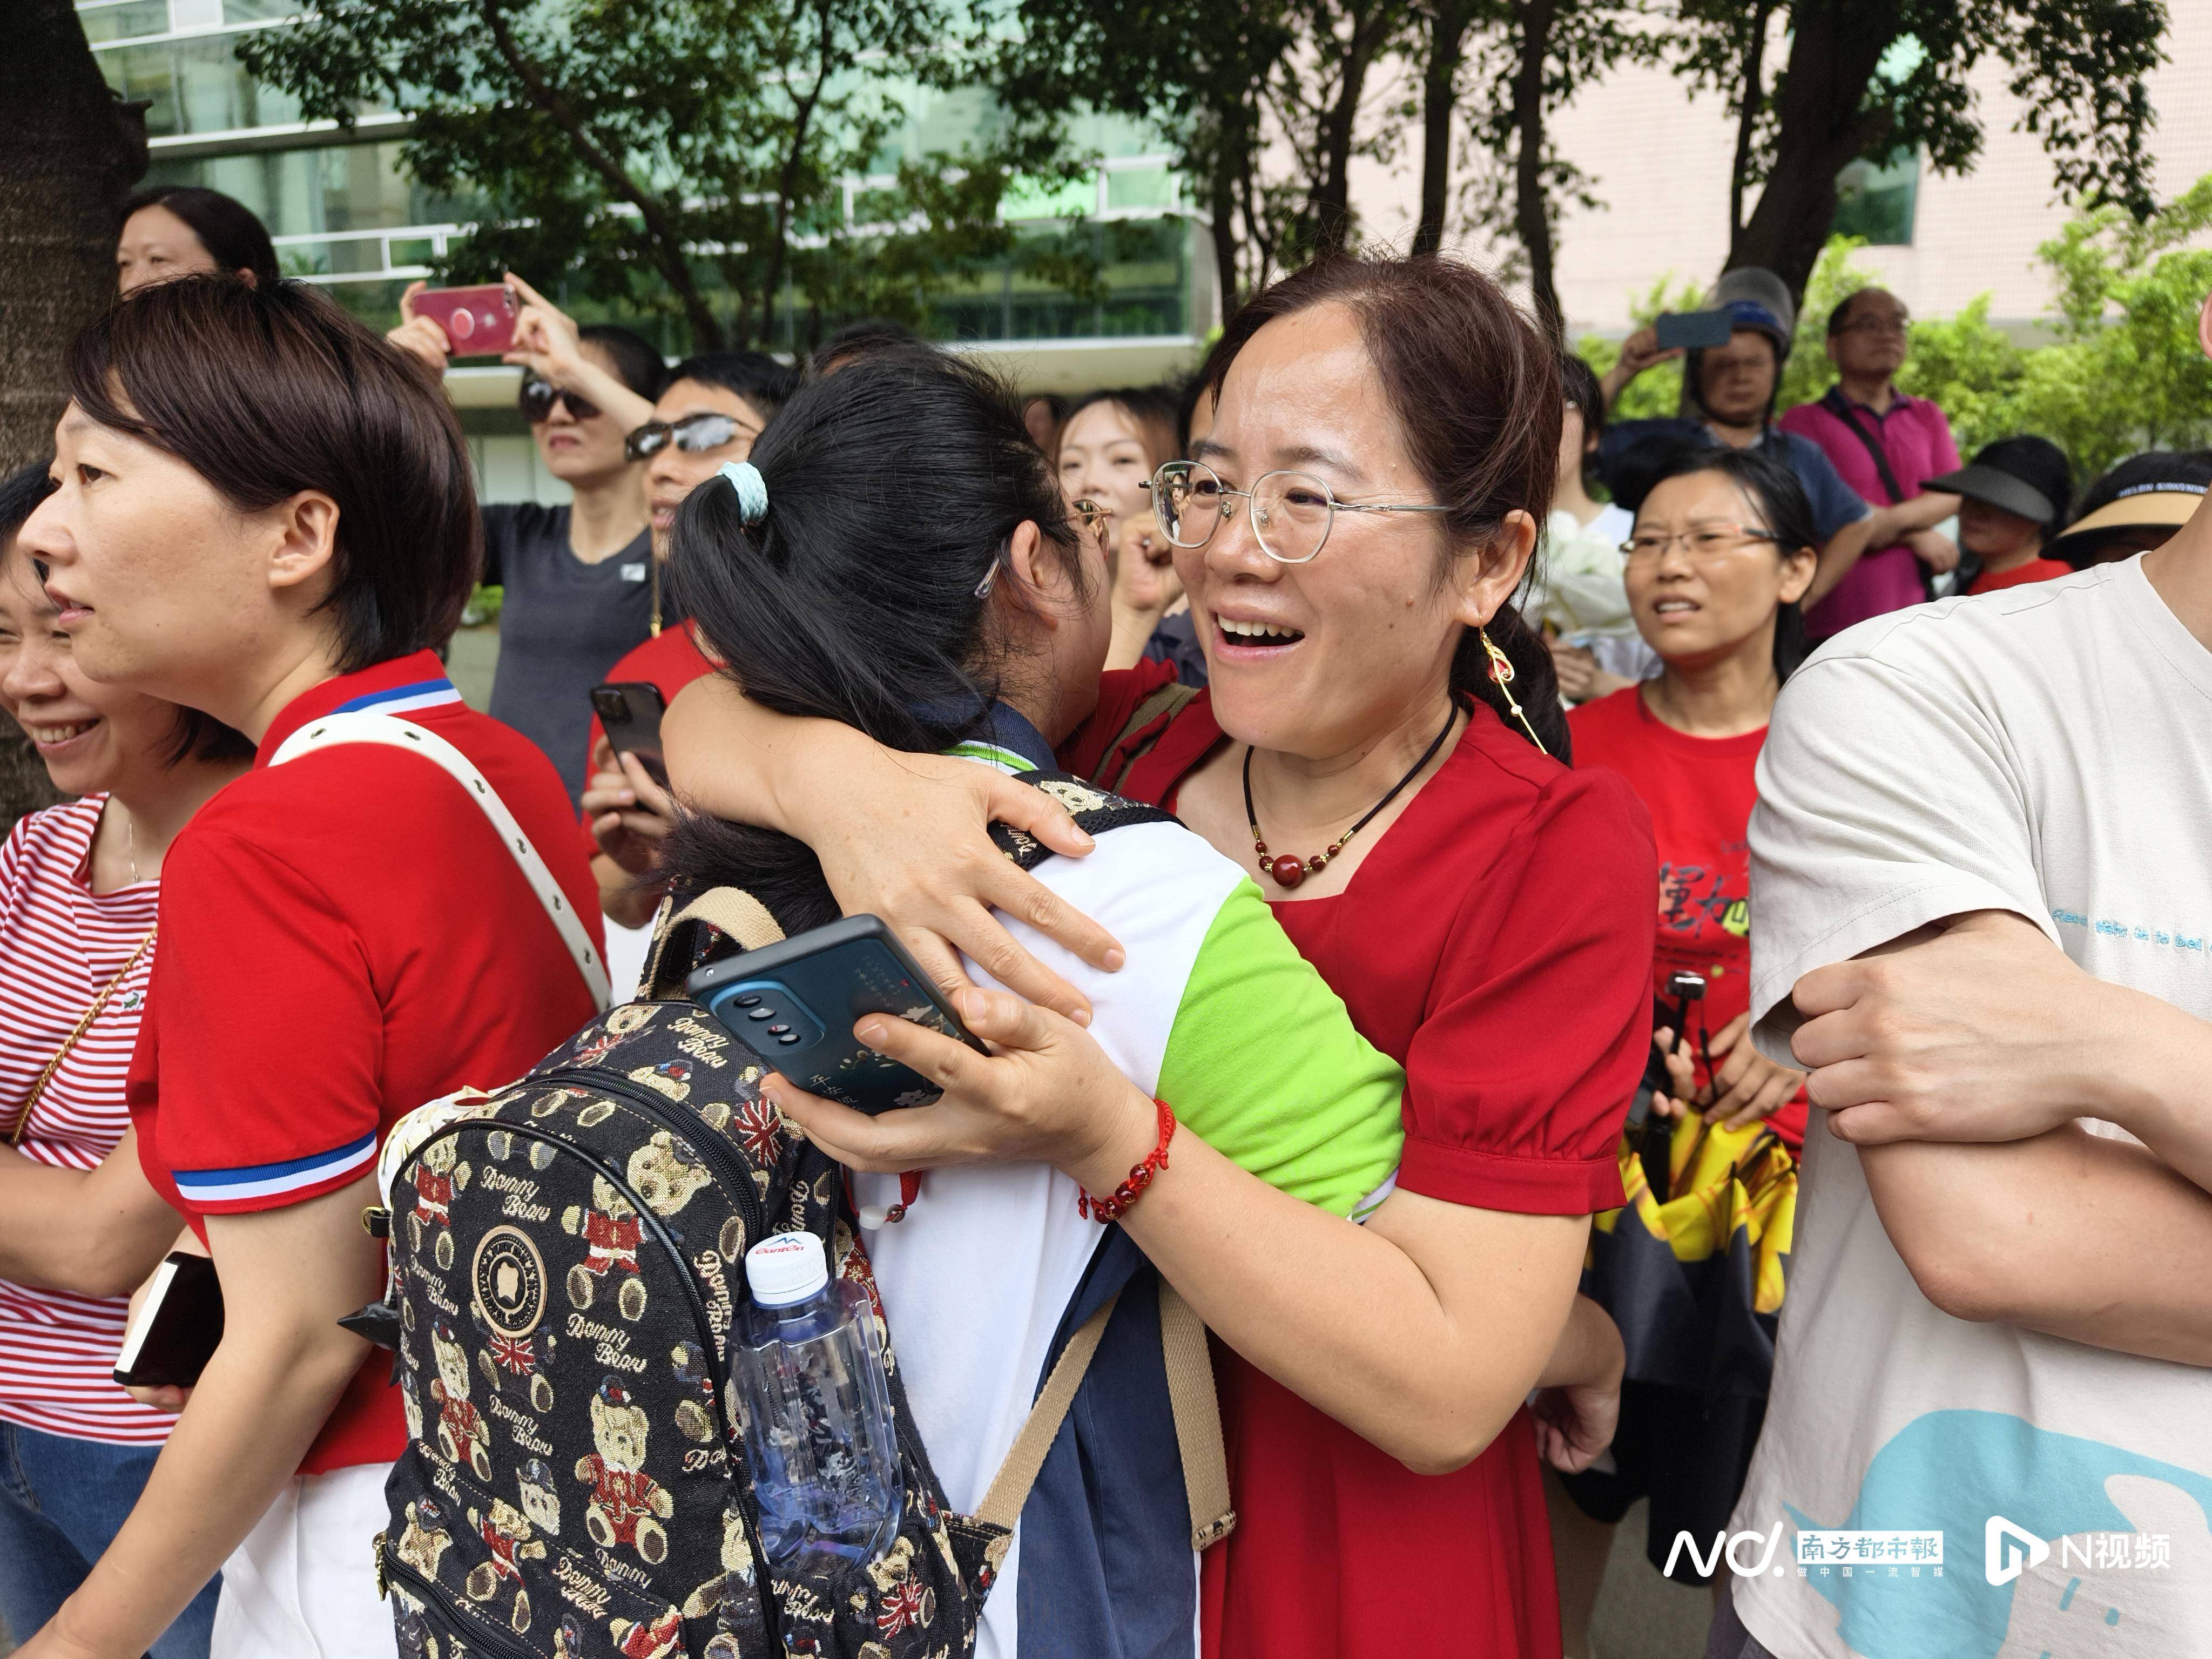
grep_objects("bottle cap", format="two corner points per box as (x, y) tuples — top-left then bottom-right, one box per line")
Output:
(745, 1232), (829, 1307)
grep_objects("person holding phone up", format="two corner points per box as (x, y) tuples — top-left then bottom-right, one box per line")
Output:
(1596, 269), (1918, 610)
(388, 275), (667, 806)
(581, 350), (799, 928)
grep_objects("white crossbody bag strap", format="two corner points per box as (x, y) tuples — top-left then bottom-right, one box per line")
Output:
(271, 711), (612, 1012)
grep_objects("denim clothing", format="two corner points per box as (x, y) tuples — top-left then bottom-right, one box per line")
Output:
(0, 1419), (219, 1656)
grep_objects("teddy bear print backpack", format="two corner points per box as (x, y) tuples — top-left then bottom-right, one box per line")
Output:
(356, 775), (1234, 1659)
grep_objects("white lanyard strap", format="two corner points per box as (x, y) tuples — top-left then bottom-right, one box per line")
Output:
(271, 711), (612, 1012)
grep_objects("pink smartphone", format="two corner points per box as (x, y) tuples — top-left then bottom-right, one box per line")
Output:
(413, 283), (517, 356)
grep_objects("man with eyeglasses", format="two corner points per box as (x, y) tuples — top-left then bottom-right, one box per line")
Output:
(1597, 269), (1906, 617)
(1779, 287), (1966, 636)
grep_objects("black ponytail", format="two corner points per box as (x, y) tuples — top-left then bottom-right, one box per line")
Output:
(1452, 600), (1572, 761)
(656, 350), (1088, 929)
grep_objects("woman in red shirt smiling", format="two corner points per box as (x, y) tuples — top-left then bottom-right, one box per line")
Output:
(1555, 446), (1816, 1650)
(16, 277), (601, 1659)
(662, 255), (1656, 1658)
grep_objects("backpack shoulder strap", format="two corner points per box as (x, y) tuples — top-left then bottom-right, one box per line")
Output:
(974, 1280), (1235, 1550)
(1091, 680), (1200, 795)
(639, 886), (786, 1000)
(269, 710), (611, 1011)
(988, 771), (1180, 871)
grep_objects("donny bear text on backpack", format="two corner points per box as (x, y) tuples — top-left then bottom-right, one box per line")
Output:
(359, 777), (1232, 1659)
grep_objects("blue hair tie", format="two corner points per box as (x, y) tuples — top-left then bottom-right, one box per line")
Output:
(719, 461), (768, 525)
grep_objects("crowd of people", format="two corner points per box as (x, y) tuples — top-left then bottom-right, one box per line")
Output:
(0, 183), (2204, 1659)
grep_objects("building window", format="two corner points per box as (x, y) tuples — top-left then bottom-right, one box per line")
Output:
(1833, 148), (1919, 246)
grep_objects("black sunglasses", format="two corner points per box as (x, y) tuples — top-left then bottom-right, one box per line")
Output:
(624, 411), (759, 464)
(518, 377), (600, 424)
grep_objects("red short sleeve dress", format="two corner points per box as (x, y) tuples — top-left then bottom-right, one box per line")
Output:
(1068, 665), (1657, 1658)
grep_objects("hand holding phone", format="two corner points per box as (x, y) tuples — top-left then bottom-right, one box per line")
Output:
(410, 283), (519, 358)
(591, 681), (668, 787)
(689, 915), (987, 1115)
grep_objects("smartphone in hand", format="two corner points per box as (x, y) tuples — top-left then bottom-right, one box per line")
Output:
(591, 681), (668, 787)
(412, 284), (518, 357)
(1655, 309), (1736, 352)
(688, 915), (987, 1115)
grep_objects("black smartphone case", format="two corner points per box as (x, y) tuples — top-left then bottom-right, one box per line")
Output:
(687, 915), (985, 1114)
(112, 1252), (225, 1390)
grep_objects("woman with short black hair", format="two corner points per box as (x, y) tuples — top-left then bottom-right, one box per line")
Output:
(14, 275), (602, 1659)
(388, 275), (670, 804)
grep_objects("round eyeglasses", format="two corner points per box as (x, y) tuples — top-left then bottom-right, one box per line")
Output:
(1144, 460), (1451, 565)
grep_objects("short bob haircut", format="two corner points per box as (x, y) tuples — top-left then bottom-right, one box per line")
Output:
(64, 276), (481, 675)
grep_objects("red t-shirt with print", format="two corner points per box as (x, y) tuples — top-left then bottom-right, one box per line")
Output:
(1966, 556), (2071, 596)
(129, 652), (604, 1475)
(1068, 662), (1656, 1659)
(1567, 685), (1807, 1147)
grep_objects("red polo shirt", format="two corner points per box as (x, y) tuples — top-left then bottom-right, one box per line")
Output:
(128, 651), (603, 1473)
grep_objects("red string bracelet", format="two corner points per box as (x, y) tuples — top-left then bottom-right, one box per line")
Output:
(1078, 1098), (1177, 1223)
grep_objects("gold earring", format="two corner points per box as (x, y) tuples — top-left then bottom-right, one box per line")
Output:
(1480, 626), (1549, 756)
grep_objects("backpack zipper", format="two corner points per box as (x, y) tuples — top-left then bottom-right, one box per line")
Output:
(377, 1543), (543, 1659)
(392, 1118), (784, 1640)
(537, 1065), (769, 1251)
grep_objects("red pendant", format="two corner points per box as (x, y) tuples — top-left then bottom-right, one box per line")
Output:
(1268, 854), (1308, 889)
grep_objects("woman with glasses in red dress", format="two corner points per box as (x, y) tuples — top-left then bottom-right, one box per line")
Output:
(662, 255), (1657, 1659)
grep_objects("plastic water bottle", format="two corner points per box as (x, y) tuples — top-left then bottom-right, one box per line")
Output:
(734, 1232), (904, 1571)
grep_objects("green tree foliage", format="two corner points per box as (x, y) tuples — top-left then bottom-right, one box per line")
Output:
(1772, 187), (2212, 478)
(1666, 0), (2167, 306)
(239, 0), (1078, 352)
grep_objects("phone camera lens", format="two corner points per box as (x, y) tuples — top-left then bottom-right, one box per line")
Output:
(746, 1007), (774, 1021)
(734, 994), (763, 1007)
(766, 1023), (791, 1035)
(777, 1033), (802, 1045)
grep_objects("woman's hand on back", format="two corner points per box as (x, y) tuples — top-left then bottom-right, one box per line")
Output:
(1701, 1011), (1804, 1129)
(662, 675), (1124, 1024)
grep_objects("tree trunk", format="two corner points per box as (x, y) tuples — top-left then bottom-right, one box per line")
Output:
(1205, 119), (1244, 320)
(1413, 0), (1475, 258)
(1727, 0), (1776, 248)
(0, 0), (144, 470)
(1725, 0), (1900, 305)
(1309, 1), (1396, 256)
(1510, 0), (1562, 338)
(0, 0), (143, 832)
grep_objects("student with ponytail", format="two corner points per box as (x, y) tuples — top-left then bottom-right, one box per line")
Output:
(662, 254), (1656, 1658)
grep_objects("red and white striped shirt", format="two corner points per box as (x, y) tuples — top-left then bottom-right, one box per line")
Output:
(0, 795), (177, 1444)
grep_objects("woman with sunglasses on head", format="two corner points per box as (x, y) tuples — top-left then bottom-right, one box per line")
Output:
(17, 276), (603, 1659)
(582, 350), (799, 928)
(1549, 447), (1815, 1655)
(0, 464), (249, 1659)
(389, 275), (667, 806)
(664, 254), (1655, 1659)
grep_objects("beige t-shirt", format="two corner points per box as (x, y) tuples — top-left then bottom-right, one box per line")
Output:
(1732, 556), (2212, 1659)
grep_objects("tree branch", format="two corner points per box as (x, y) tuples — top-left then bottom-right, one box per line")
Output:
(1727, 0), (1775, 252)
(476, 0), (724, 348)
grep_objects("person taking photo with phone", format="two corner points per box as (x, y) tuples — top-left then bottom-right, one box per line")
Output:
(15, 275), (604, 1659)
(581, 350), (798, 929)
(388, 274), (667, 806)
(0, 464), (251, 1659)
(1597, 270), (1907, 609)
